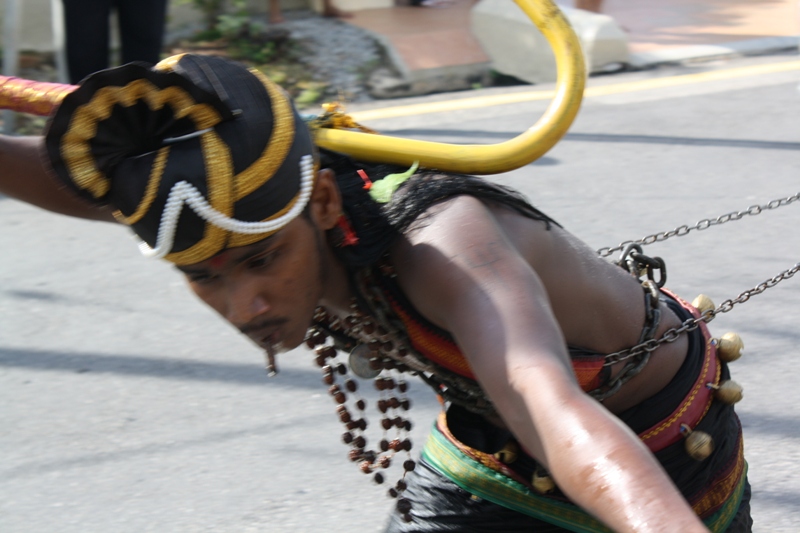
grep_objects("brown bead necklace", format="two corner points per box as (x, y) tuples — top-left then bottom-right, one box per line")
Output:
(306, 300), (418, 523)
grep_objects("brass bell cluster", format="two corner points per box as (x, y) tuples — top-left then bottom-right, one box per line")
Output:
(707, 379), (744, 404)
(494, 440), (520, 465)
(682, 295), (747, 462)
(532, 467), (557, 494)
(691, 294), (716, 316)
(716, 332), (745, 363)
(681, 424), (715, 461)
(677, 381), (745, 460)
(692, 294), (746, 364)
(493, 441), (557, 495)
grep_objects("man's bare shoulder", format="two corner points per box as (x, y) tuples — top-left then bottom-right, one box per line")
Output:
(386, 192), (651, 358)
(387, 194), (547, 329)
(390, 194), (519, 270)
(391, 193), (556, 273)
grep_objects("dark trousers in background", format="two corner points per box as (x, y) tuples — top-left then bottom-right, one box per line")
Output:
(63, 0), (168, 84)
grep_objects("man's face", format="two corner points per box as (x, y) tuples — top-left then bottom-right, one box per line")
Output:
(177, 216), (327, 355)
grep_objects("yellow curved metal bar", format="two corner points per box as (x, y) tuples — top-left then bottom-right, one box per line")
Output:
(313, 0), (586, 175)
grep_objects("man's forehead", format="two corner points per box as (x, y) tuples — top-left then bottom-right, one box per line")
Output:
(209, 251), (231, 269)
(177, 235), (278, 272)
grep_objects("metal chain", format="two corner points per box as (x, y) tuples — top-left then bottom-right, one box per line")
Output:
(597, 192), (800, 258)
(603, 261), (800, 366)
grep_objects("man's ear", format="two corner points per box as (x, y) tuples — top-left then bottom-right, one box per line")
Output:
(309, 168), (342, 231)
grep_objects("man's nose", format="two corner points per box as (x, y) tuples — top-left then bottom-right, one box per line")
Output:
(225, 279), (270, 326)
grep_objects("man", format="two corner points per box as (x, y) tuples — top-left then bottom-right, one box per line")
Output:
(0, 54), (750, 532)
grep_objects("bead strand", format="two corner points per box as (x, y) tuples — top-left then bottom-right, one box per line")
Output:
(307, 299), (417, 523)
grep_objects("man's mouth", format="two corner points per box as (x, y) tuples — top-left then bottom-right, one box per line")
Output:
(238, 318), (289, 352)
(259, 330), (282, 350)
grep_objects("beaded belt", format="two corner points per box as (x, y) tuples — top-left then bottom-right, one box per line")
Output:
(639, 288), (719, 452)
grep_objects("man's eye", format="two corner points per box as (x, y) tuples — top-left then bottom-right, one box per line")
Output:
(189, 273), (218, 285)
(248, 250), (278, 270)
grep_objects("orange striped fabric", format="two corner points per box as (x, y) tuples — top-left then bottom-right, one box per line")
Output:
(383, 290), (606, 392)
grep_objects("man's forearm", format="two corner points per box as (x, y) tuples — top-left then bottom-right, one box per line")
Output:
(525, 382), (709, 533)
(0, 135), (115, 222)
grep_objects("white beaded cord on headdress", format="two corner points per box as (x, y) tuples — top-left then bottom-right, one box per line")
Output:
(139, 154), (315, 259)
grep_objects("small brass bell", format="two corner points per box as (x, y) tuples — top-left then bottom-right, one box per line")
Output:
(532, 469), (556, 494)
(692, 294), (715, 315)
(493, 441), (520, 465)
(716, 332), (744, 363)
(708, 380), (744, 404)
(681, 424), (714, 461)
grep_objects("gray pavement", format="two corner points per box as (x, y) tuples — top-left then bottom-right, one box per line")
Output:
(2, 52), (800, 532)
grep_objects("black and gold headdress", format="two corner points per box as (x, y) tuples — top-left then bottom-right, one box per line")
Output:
(44, 54), (316, 265)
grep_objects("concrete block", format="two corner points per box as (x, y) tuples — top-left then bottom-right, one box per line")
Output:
(310, 0), (393, 11)
(471, 0), (628, 84)
(367, 63), (491, 99)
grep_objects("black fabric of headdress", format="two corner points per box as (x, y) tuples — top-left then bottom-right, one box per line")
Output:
(44, 55), (315, 259)
(45, 61), (235, 207)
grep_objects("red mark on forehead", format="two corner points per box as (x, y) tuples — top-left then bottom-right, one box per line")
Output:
(209, 251), (230, 269)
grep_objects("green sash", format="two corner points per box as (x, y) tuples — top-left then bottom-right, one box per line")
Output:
(422, 421), (747, 533)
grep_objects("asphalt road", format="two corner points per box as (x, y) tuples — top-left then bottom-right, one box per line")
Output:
(1, 52), (799, 532)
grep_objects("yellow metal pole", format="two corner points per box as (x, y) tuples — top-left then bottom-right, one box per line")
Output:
(313, 0), (586, 175)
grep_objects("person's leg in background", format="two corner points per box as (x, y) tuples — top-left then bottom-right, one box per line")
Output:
(268, 0), (285, 23)
(116, 0), (169, 66)
(62, 0), (113, 83)
(321, 0), (351, 18)
(269, 0), (349, 23)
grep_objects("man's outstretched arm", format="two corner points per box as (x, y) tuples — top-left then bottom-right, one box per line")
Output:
(0, 135), (115, 222)
(393, 196), (709, 533)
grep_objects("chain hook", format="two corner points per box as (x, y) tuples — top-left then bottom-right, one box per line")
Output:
(616, 244), (667, 287)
